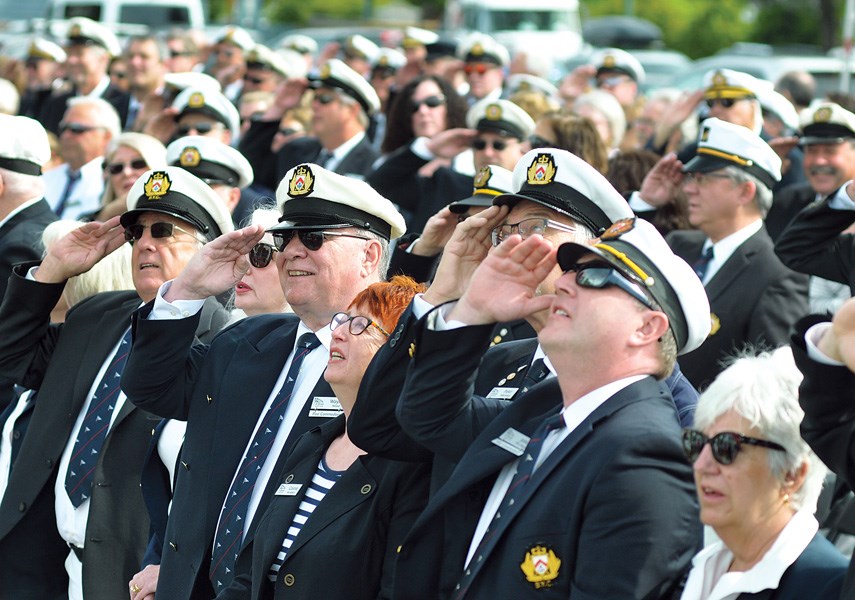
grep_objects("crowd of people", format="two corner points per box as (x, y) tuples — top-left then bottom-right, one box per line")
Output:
(2, 13), (855, 600)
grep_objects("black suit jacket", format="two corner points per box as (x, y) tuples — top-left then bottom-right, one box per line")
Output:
(775, 191), (855, 294)
(366, 145), (472, 233)
(391, 319), (699, 599)
(219, 416), (429, 600)
(0, 265), (224, 600)
(766, 183), (816, 243)
(40, 84), (130, 135)
(668, 227), (808, 390)
(122, 310), (335, 600)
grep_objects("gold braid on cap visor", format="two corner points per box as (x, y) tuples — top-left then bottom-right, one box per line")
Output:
(472, 189), (502, 196)
(594, 243), (656, 288)
(697, 147), (753, 167)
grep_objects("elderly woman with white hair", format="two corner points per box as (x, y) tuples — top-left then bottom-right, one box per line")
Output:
(679, 348), (846, 600)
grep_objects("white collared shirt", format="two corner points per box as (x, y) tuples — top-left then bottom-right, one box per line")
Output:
(699, 219), (763, 285)
(43, 158), (105, 221)
(680, 510), (818, 600)
(464, 374), (645, 567)
(323, 131), (366, 174)
(86, 76), (111, 100)
(0, 389), (33, 501)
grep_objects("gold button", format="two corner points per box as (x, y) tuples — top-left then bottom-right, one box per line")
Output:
(206, 395), (213, 404)
(396, 545), (402, 553)
(285, 474), (294, 483)
(493, 335), (502, 344)
(360, 484), (372, 495)
(507, 372), (516, 380)
(408, 342), (415, 358)
(283, 573), (295, 586)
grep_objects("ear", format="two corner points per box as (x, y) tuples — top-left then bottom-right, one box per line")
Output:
(784, 461), (809, 497)
(735, 179), (757, 208)
(628, 309), (670, 349)
(226, 186), (241, 212)
(361, 238), (383, 277)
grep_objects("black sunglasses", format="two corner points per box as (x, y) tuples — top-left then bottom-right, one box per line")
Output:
(705, 97), (751, 109)
(271, 230), (370, 252)
(248, 242), (279, 268)
(243, 75), (265, 85)
(410, 95), (445, 113)
(124, 222), (201, 244)
(682, 429), (786, 465)
(169, 49), (194, 58)
(472, 138), (512, 151)
(177, 122), (222, 136)
(104, 158), (148, 175)
(330, 311), (390, 336)
(564, 261), (658, 310)
(277, 127), (302, 136)
(314, 92), (338, 105)
(59, 122), (101, 135)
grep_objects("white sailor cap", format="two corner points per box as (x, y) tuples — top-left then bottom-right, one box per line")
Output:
(122, 166), (234, 241)
(466, 98), (535, 140)
(163, 72), (222, 94)
(798, 102), (855, 145)
(65, 17), (121, 58)
(557, 216), (711, 355)
(371, 48), (406, 73)
(26, 37), (66, 63)
(277, 49), (308, 79)
(172, 87), (240, 141)
(214, 26), (255, 51)
(309, 59), (381, 116)
(271, 163), (406, 241)
(342, 35), (379, 62)
(758, 87), (799, 131)
(403, 26), (439, 49)
(457, 33), (509, 67)
(449, 165), (513, 213)
(703, 68), (765, 100)
(684, 117), (782, 189)
(495, 147), (634, 235)
(278, 34), (318, 56)
(167, 135), (254, 189)
(591, 48), (645, 85)
(0, 114), (50, 175)
(505, 74), (559, 100)
(245, 44), (291, 78)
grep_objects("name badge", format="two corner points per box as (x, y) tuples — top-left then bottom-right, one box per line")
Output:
(308, 396), (343, 418)
(487, 387), (518, 399)
(491, 428), (530, 456)
(275, 483), (302, 496)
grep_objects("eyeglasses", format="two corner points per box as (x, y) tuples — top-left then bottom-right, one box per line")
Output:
(314, 92), (338, 105)
(169, 49), (193, 58)
(277, 127), (303, 136)
(564, 261), (658, 310)
(681, 429), (786, 465)
(705, 97), (751, 109)
(112, 72), (127, 80)
(464, 63), (492, 75)
(330, 312), (390, 337)
(271, 229), (370, 252)
(597, 75), (631, 88)
(124, 222), (202, 244)
(248, 242), (278, 268)
(473, 138), (515, 151)
(104, 158), (148, 175)
(410, 95), (445, 113)
(528, 134), (554, 149)
(58, 122), (102, 135)
(684, 171), (733, 186)
(243, 75), (265, 85)
(491, 217), (576, 246)
(176, 122), (223, 136)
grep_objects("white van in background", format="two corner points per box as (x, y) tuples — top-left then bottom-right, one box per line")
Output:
(45, 0), (206, 34)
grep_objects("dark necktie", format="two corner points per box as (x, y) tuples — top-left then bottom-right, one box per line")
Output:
(692, 245), (714, 282)
(519, 358), (550, 395)
(316, 149), (333, 169)
(54, 169), (81, 218)
(64, 328), (132, 507)
(209, 332), (321, 592)
(453, 410), (566, 599)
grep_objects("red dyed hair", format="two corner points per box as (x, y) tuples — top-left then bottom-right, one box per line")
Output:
(347, 275), (427, 334)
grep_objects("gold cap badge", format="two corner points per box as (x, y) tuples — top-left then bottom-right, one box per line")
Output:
(700, 125), (711, 142)
(814, 106), (832, 123)
(188, 92), (205, 109)
(602, 54), (616, 68)
(712, 71), (727, 87)
(143, 171), (171, 200)
(288, 165), (315, 197)
(473, 166), (492, 188)
(471, 42), (484, 56)
(485, 104), (502, 120)
(179, 147), (201, 168)
(600, 217), (636, 240)
(520, 545), (561, 589)
(526, 153), (557, 186)
(320, 63), (332, 79)
(69, 24), (83, 38)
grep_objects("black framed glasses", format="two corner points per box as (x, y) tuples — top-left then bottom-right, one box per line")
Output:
(248, 242), (278, 268)
(565, 261), (658, 311)
(410, 95), (445, 113)
(705, 97), (751, 109)
(271, 230), (370, 252)
(58, 122), (102, 135)
(491, 217), (576, 246)
(243, 75), (265, 85)
(330, 312), (390, 336)
(528, 134), (554, 150)
(685, 172), (733, 186)
(177, 122), (223, 136)
(124, 222), (202, 244)
(104, 158), (148, 175)
(682, 429), (786, 465)
(314, 92), (338, 105)
(472, 138), (512, 151)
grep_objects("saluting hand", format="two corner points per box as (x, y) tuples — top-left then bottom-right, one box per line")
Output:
(164, 225), (266, 302)
(426, 128), (479, 159)
(35, 216), (126, 283)
(639, 152), (685, 208)
(829, 296), (855, 368)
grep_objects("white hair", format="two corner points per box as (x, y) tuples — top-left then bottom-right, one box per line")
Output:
(67, 96), (121, 139)
(693, 347), (827, 512)
(573, 89), (626, 149)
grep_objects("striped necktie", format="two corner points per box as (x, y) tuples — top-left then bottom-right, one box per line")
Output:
(692, 245), (714, 282)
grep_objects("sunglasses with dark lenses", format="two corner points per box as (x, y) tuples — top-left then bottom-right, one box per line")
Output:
(169, 49), (193, 58)
(410, 95), (446, 113)
(491, 217), (576, 246)
(528, 134), (554, 149)
(271, 230), (370, 252)
(464, 63), (491, 75)
(243, 75), (265, 85)
(314, 92), (338, 105)
(472, 138), (512, 151)
(705, 97), (750, 109)
(124, 222), (201, 244)
(176, 122), (222, 136)
(564, 261), (658, 311)
(59, 122), (101, 135)
(248, 242), (278, 268)
(682, 429), (786, 465)
(104, 158), (148, 175)
(330, 312), (390, 336)
(277, 127), (303, 136)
